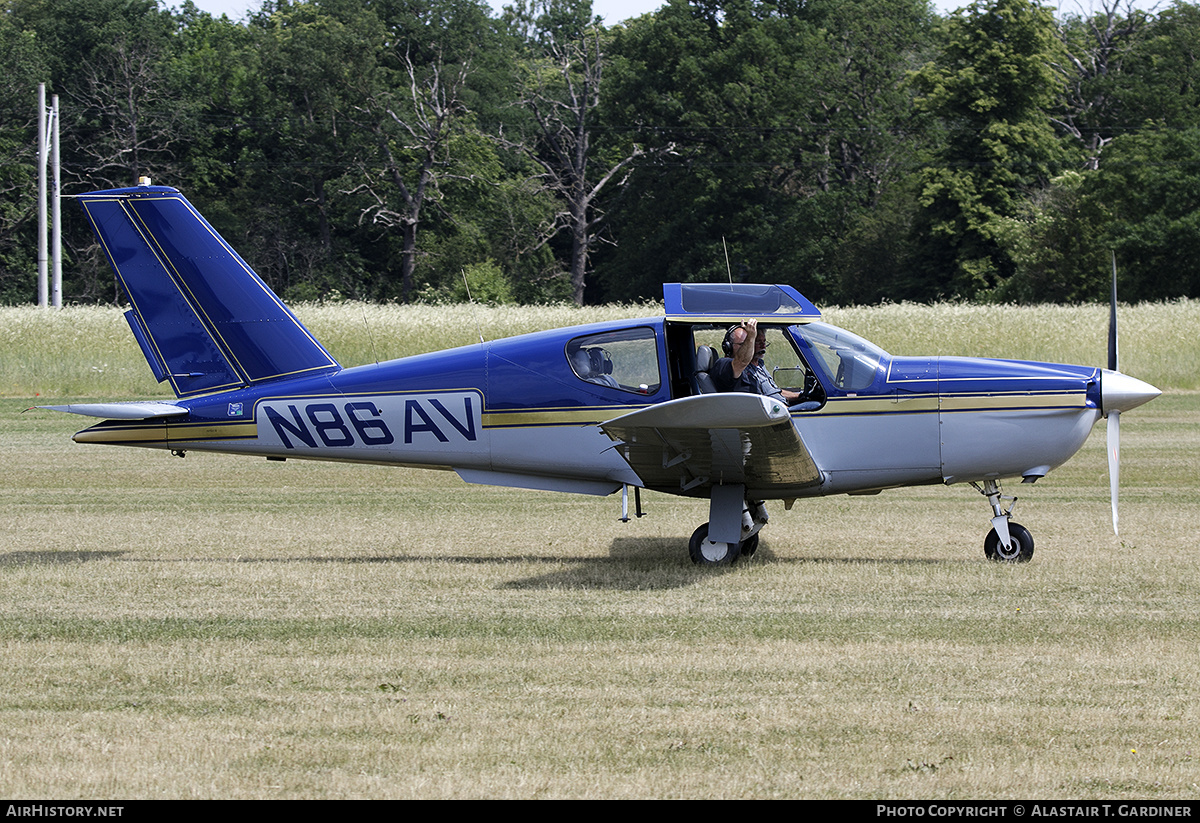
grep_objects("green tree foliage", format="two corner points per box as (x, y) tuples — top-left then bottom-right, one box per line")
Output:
(999, 125), (1200, 304)
(909, 0), (1066, 299)
(992, 3), (1200, 304)
(1111, 0), (1200, 129)
(1082, 127), (1200, 301)
(0, 15), (48, 303)
(239, 0), (401, 300)
(4, 0), (190, 301)
(198, 0), (530, 303)
(989, 170), (1110, 302)
(4, 0), (1200, 306)
(597, 0), (933, 304)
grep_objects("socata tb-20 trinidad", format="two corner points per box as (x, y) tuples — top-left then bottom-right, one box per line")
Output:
(45, 183), (1160, 565)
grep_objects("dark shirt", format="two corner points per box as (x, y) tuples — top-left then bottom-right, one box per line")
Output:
(711, 357), (786, 404)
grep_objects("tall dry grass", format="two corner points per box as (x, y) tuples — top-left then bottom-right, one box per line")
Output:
(2, 299), (1196, 398)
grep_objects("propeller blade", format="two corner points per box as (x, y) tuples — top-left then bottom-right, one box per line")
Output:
(1107, 409), (1120, 535)
(1108, 252), (1118, 372)
(1107, 252), (1121, 535)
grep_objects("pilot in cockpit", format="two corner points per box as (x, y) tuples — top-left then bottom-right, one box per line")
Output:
(712, 319), (806, 405)
(570, 346), (620, 388)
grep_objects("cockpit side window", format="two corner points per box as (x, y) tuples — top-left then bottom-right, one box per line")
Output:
(566, 327), (661, 395)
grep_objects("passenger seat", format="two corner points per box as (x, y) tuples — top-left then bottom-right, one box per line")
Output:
(694, 345), (720, 394)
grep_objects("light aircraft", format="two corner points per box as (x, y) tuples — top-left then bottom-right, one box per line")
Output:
(46, 183), (1161, 565)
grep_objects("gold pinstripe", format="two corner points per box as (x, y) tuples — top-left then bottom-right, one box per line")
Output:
(72, 389), (1090, 446)
(74, 420), (258, 445)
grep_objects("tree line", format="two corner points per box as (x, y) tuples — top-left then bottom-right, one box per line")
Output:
(1, 0), (1198, 307)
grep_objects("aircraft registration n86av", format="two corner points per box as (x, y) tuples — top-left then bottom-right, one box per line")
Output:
(46, 184), (1160, 565)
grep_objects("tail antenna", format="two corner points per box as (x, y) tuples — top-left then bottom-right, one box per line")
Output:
(360, 302), (381, 366)
(462, 269), (485, 345)
(722, 237), (733, 284)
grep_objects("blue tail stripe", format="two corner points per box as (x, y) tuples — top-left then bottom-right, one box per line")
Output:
(79, 187), (340, 397)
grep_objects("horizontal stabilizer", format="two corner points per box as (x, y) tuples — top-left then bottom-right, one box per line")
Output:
(78, 186), (339, 397)
(40, 402), (189, 419)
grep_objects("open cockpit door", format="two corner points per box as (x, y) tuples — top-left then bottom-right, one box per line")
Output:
(663, 283), (822, 324)
(662, 283), (827, 405)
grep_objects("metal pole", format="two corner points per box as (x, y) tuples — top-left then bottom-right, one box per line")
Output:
(37, 84), (47, 307)
(51, 94), (61, 308)
(51, 96), (60, 307)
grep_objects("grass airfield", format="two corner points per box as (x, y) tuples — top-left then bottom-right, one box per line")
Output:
(2, 303), (1199, 798)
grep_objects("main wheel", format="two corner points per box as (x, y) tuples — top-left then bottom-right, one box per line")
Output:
(740, 532), (760, 558)
(984, 522), (1034, 563)
(689, 523), (742, 566)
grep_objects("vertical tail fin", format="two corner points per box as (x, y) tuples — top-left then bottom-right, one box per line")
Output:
(78, 185), (339, 397)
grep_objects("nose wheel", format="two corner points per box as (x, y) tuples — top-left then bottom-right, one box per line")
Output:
(984, 521), (1034, 562)
(974, 479), (1035, 563)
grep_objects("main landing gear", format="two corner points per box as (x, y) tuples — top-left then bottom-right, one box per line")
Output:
(974, 479), (1035, 563)
(688, 523), (760, 565)
(688, 498), (767, 566)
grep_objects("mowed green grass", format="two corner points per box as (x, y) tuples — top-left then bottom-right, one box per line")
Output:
(2, 302), (1199, 798)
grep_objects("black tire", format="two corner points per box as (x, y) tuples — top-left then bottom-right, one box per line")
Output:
(689, 522), (742, 566)
(984, 522), (1034, 563)
(740, 532), (759, 558)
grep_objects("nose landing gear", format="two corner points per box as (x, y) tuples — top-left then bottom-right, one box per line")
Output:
(974, 479), (1034, 563)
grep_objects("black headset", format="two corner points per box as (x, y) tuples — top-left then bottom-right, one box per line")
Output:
(721, 324), (744, 357)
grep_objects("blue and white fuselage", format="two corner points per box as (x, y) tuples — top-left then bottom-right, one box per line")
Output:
(51, 185), (1159, 565)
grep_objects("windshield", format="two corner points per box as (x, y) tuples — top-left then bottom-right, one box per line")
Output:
(790, 322), (888, 393)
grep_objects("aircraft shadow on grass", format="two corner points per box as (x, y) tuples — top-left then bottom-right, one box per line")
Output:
(4, 545), (963, 593)
(0, 550), (128, 566)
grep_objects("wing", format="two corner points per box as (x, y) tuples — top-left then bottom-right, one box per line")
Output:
(600, 393), (823, 497)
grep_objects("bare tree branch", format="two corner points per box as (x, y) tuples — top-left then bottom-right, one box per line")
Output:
(346, 47), (471, 301)
(500, 27), (673, 305)
(1052, 0), (1150, 170)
